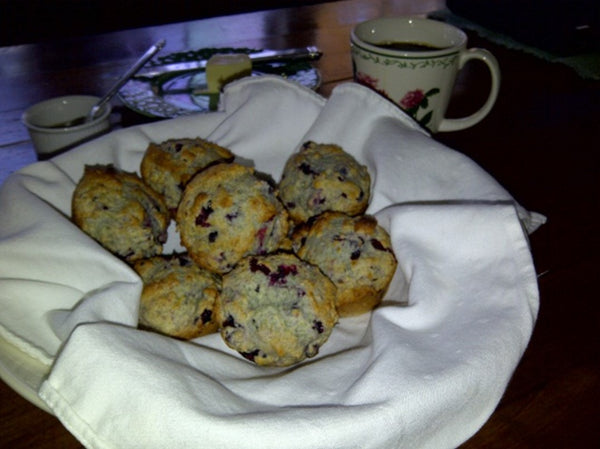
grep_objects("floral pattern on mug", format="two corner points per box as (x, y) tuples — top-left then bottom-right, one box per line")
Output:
(355, 71), (442, 131)
(400, 90), (425, 109)
(355, 72), (390, 100)
(399, 88), (440, 129)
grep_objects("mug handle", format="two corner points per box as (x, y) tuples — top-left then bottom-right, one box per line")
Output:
(437, 48), (501, 132)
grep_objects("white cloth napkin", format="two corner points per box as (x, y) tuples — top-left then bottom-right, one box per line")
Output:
(0, 76), (545, 449)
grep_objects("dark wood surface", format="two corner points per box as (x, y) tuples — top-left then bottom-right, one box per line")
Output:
(0, 0), (341, 46)
(1, 0), (599, 447)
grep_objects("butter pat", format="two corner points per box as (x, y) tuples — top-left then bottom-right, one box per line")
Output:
(205, 54), (252, 93)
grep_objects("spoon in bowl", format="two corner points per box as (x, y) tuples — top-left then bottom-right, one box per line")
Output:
(55, 39), (166, 128)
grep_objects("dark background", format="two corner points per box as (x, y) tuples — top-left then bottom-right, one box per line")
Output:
(0, 0), (339, 46)
(447, 0), (600, 56)
(3, 0), (598, 56)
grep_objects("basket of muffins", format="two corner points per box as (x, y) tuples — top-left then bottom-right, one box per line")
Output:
(71, 138), (397, 367)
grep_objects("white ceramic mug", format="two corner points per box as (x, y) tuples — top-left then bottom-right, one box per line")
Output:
(351, 17), (500, 132)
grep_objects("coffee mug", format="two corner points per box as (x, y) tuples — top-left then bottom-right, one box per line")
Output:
(351, 17), (500, 132)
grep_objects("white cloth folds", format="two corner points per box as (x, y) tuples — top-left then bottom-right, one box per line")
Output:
(0, 76), (544, 449)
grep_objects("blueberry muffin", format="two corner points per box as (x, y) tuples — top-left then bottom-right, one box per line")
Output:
(295, 212), (397, 317)
(140, 137), (234, 213)
(278, 141), (371, 223)
(72, 164), (169, 263)
(176, 163), (290, 274)
(218, 252), (338, 366)
(133, 254), (221, 339)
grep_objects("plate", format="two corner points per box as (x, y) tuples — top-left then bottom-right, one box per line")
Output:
(118, 48), (321, 118)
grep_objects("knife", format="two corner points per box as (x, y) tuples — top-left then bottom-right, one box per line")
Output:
(135, 46), (322, 79)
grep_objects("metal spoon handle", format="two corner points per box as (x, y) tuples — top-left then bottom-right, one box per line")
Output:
(88, 39), (166, 120)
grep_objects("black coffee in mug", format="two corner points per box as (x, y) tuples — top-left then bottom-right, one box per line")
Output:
(375, 41), (447, 52)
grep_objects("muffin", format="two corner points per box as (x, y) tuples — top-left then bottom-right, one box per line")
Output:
(295, 211), (397, 317)
(176, 163), (290, 274)
(140, 137), (234, 213)
(72, 164), (169, 263)
(279, 141), (371, 223)
(133, 254), (221, 339)
(218, 252), (338, 366)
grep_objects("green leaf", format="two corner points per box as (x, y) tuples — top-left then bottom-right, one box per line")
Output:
(419, 110), (433, 126)
(404, 106), (419, 117)
(420, 97), (429, 109)
(426, 88), (440, 97)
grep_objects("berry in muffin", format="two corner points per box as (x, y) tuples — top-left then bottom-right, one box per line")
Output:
(176, 163), (290, 274)
(140, 137), (234, 214)
(279, 141), (371, 223)
(295, 211), (397, 317)
(133, 253), (221, 339)
(72, 164), (169, 263)
(217, 252), (338, 366)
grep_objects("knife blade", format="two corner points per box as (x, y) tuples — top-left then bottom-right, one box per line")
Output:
(134, 46), (322, 79)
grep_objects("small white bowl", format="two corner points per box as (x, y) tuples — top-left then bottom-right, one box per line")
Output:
(22, 95), (111, 159)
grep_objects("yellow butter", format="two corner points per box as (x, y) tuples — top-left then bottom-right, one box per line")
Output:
(205, 54), (252, 93)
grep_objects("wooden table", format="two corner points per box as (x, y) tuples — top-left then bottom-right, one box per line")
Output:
(1, 0), (598, 447)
